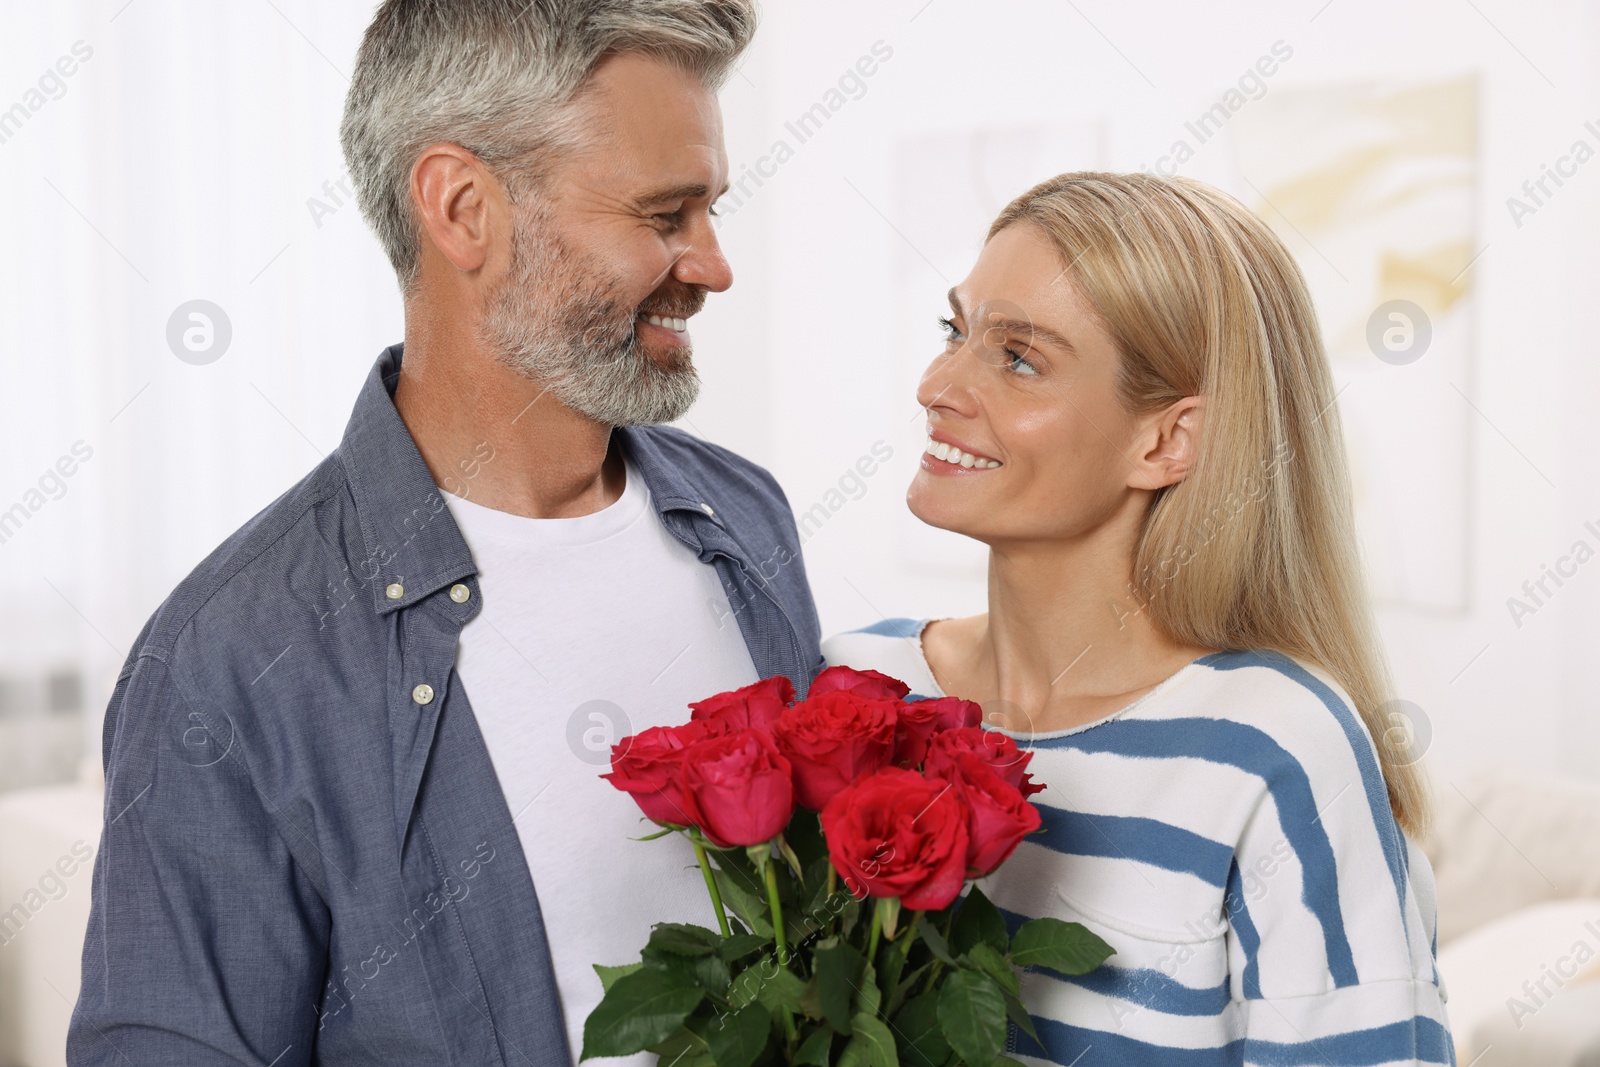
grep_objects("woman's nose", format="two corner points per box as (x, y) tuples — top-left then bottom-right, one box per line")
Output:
(916, 349), (981, 417)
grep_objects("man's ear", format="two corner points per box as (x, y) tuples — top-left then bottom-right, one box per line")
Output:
(410, 143), (507, 276)
(1127, 395), (1204, 491)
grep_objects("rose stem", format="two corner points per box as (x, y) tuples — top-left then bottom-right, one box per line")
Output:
(866, 901), (883, 963)
(762, 856), (798, 1043)
(764, 857), (789, 965)
(690, 830), (731, 938)
(922, 903), (960, 993)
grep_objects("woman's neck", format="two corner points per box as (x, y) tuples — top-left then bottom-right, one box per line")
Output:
(934, 526), (1214, 733)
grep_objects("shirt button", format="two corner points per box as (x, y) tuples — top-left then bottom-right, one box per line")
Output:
(701, 503), (715, 517)
(385, 583), (405, 600)
(449, 583), (471, 604)
(412, 683), (435, 705)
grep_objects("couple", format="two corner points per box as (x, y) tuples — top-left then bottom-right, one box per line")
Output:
(67, 1), (1452, 1065)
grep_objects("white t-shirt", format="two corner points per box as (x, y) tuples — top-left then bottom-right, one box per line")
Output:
(442, 451), (760, 1066)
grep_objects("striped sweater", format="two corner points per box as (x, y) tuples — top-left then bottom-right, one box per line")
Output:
(821, 617), (1455, 1067)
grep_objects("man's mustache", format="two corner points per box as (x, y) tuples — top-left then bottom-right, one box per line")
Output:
(636, 289), (706, 321)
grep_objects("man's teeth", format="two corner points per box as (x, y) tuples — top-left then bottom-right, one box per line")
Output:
(925, 437), (1001, 469)
(642, 313), (688, 331)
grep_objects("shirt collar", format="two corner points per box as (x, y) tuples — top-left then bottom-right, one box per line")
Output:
(335, 343), (723, 617)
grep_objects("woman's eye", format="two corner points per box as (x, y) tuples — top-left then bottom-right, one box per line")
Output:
(1007, 350), (1040, 376)
(940, 315), (1038, 375)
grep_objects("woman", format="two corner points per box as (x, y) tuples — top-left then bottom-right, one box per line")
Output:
(822, 172), (1453, 1065)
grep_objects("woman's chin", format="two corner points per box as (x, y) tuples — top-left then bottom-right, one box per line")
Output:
(906, 477), (987, 539)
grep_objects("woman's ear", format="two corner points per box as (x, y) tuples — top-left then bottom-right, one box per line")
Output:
(1128, 395), (1204, 491)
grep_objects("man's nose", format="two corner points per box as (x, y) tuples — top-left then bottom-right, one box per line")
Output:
(671, 223), (733, 293)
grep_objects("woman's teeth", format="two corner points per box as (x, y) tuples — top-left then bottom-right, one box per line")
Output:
(641, 313), (688, 331)
(925, 438), (1001, 469)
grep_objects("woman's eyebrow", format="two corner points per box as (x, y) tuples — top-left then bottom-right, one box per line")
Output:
(947, 287), (1078, 356)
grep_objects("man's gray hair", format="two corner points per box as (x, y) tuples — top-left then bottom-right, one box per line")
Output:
(340, 0), (757, 292)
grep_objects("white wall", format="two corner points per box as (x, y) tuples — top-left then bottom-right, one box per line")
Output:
(0, 0), (1596, 798)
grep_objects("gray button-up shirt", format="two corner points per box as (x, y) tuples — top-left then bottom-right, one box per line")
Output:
(68, 343), (825, 1065)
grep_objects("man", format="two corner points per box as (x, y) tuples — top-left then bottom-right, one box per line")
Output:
(68, 2), (824, 1064)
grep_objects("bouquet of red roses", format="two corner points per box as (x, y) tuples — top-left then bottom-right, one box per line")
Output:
(583, 666), (1113, 1067)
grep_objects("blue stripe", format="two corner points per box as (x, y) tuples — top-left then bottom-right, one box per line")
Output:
(1054, 965), (1231, 1017)
(850, 616), (925, 638)
(1201, 650), (1411, 944)
(1016, 1016), (1241, 1066)
(995, 905), (1229, 1016)
(1247, 1017), (1455, 1066)
(1016, 1015), (1453, 1066)
(1225, 860), (1262, 998)
(1029, 716), (1359, 987)
(1031, 805), (1233, 888)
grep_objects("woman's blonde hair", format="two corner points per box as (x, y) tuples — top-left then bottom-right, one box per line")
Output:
(987, 171), (1428, 837)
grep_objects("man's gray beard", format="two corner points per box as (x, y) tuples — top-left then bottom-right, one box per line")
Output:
(480, 208), (701, 427)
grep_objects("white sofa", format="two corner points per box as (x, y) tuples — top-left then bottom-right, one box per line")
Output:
(0, 778), (102, 1067)
(1424, 764), (1600, 1066)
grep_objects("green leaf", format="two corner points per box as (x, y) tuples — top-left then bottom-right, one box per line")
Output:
(935, 970), (1006, 1067)
(794, 1025), (835, 1066)
(962, 943), (1020, 998)
(838, 1012), (899, 1067)
(1008, 918), (1115, 976)
(1002, 993), (1040, 1046)
(581, 967), (706, 1060)
(888, 962), (931, 1019)
(754, 967), (808, 1019)
(629, 825), (679, 841)
(645, 941), (732, 996)
(892, 993), (950, 1067)
(649, 1025), (709, 1064)
(815, 940), (868, 1035)
(877, 944), (906, 1015)
(786, 807), (829, 871)
(854, 963), (882, 1019)
(949, 887), (1008, 958)
(837, 894), (864, 940)
(649, 923), (722, 958)
(593, 962), (642, 994)
(728, 958), (804, 1014)
(704, 1000), (771, 1067)
(716, 934), (771, 962)
(714, 866), (774, 938)
(803, 856), (839, 914)
(917, 922), (956, 966)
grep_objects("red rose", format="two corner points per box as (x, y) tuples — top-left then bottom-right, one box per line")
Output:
(893, 696), (983, 766)
(682, 730), (796, 847)
(820, 767), (969, 910)
(932, 752), (1042, 874)
(772, 691), (899, 810)
(601, 721), (719, 826)
(688, 675), (795, 735)
(807, 665), (912, 703)
(924, 727), (1045, 798)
